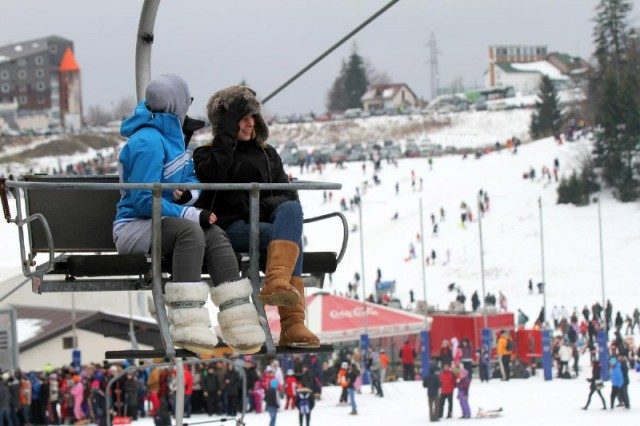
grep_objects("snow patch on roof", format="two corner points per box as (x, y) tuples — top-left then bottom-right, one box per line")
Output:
(511, 61), (568, 80)
(17, 318), (50, 343)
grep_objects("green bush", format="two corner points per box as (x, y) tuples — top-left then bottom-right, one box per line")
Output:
(557, 167), (600, 206)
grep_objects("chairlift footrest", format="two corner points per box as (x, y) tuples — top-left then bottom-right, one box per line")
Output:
(254, 344), (334, 355)
(104, 349), (197, 359)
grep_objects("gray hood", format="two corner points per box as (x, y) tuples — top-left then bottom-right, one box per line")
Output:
(145, 74), (191, 124)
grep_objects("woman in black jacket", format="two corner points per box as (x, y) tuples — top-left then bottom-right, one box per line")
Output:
(582, 359), (606, 410)
(194, 85), (319, 348)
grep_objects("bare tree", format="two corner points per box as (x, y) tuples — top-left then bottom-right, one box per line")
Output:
(85, 105), (112, 126)
(112, 96), (137, 121)
(365, 58), (392, 84)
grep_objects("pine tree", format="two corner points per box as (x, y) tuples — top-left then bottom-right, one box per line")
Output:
(530, 76), (562, 139)
(590, 0), (640, 201)
(326, 47), (369, 111)
(593, 0), (632, 74)
(326, 60), (348, 112)
(343, 50), (368, 109)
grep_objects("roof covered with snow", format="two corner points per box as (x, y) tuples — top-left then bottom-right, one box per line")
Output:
(510, 61), (569, 80)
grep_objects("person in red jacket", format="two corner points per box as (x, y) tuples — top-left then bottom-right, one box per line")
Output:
(284, 369), (298, 409)
(399, 340), (417, 381)
(438, 363), (456, 419)
(183, 365), (194, 418)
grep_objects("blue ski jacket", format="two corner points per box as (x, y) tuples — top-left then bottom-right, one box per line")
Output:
(114, 101), (201, 227)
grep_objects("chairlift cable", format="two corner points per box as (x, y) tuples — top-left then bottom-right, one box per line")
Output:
(261, 0), (400, 105)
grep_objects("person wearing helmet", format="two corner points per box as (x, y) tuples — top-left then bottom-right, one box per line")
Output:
(194, 85), (319, 348)
(113, 75), (264, 355)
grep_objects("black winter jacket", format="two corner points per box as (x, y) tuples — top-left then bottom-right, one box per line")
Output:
(193, 135), (297, 228)
(265, 387), (279, 408)
(422, 373), (441, 398)
(202, 372), (219, 393)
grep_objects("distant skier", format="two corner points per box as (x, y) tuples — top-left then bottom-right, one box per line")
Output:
(460, 202), (468, 227)
(405, 243), (417, 261)
(395, 182), (399, 195)
(471, 291), (480, 312)
(432, 223), (438, 237)
(528, 279), (533, 295)
(440, 207), (445, 221)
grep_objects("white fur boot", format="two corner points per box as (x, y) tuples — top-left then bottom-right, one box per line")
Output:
(165, 281), (218, 355)
(210, 278), (266, 354)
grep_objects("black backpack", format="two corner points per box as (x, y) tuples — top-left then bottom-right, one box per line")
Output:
(154, 400), (171, 426)
(506, 339), (513, 351)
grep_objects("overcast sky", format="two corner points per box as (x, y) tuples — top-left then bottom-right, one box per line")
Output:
(2, 0), (640, 117)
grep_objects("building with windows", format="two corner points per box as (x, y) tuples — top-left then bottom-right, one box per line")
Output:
(0, 35), (82, 130)
(360, 83), (418, 112)
(487, 45), (547, 87)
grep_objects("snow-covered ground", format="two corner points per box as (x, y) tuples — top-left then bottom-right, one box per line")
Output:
(2, 133), (639, 328)
(128, 374), (639, 426)
(2, 128), (639, 422)
(426, 109), (531, 148)
(268, 109), (532, 148)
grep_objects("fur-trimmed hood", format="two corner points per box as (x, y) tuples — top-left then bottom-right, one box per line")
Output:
(206, 85), (269, 143)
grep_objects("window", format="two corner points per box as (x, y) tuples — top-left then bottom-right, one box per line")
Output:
(35, 81), (46, 91)
(17, 58), (26, 67)
(34, 55), (44, 66)
(18, 95), (28, 104)
(35, 68), (45, 78)
(37, 96), (45, 104)
(17, 69), (27, 79)
(0, 83), (10, 93)
(0, 70), (9, 80)
(18, 83), (26, 93)
(49, 44), (58, 54)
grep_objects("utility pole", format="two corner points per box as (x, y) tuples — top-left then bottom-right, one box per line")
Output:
(427, 31), (441, 100)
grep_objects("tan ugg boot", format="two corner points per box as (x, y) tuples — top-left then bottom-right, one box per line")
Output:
(258, 240), (300, 307)
(277, 276), (320, 348)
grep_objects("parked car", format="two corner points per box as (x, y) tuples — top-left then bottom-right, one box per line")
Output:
(344, 108), (363, 119)
(347, 146), (367, 162)
(418, 142), (443, 156)
(312, 147), (331, 164)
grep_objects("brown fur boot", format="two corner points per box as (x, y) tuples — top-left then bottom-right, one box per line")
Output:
(258, 240), (301, 307)
(278, 276), (320, 348)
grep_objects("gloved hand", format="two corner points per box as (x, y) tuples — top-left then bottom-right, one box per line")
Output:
(199, 209), (217, 229)
(173, 189), (193, 205)
(217, 96), (251, 137)
(182, 116), (205, 147)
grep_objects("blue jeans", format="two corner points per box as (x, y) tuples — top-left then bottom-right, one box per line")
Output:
(0, 409), (10, 426)
(348, 388), (357, 412)
(266, 406), (278, 426)
(225, 200), (304, 275)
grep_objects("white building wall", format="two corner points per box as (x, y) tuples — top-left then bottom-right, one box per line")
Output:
(492, 68), (541, 94)
(18, 328), (153, 371)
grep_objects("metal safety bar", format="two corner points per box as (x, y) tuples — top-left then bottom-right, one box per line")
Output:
(303, 211), (349, 264)
(3, 178), (341, 358)
(106, 357), (247, 426)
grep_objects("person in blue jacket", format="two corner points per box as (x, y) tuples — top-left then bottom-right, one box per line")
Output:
(609, 356), (623, 409)
(112, 74), (265, 355)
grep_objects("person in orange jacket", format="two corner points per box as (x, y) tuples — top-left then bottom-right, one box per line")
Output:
(496, 330), (512, 381)
(379, 349), (390, 383)
(336, 362), (349, 406)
